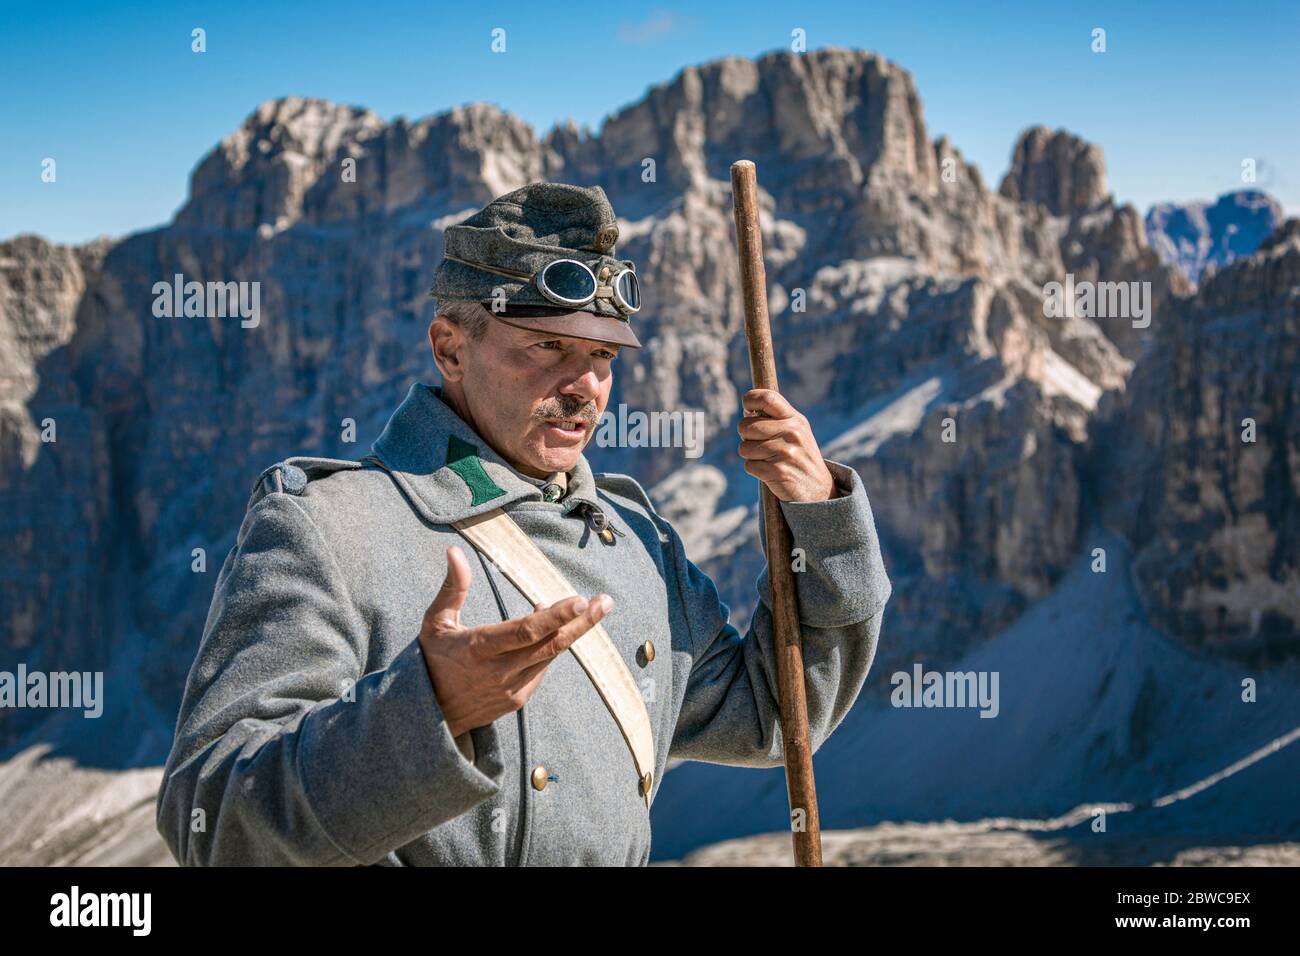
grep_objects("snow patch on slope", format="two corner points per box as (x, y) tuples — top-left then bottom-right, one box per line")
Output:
(823, 371), (949, 461)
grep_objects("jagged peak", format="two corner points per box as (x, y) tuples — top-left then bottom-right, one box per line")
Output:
(1147, 187), (1282, 219)
(587, 45), (919, 129)
(1257, 216), (1300, 254)
(999, 125), (1109, 217)
(440, 100), (522, 124)
(201, 95), (386, 182)
(1195, 215), (1300, 307)
(238, 95), (383, 142)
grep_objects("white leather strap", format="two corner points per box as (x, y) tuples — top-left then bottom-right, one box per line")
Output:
(454, 508), (656, 810)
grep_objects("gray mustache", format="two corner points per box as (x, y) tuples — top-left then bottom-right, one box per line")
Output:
(534, 397), (599, 427)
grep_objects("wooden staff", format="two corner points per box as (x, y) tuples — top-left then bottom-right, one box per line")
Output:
(729, 159), (823, 867)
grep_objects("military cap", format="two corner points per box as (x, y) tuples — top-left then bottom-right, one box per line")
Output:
(429, 182), (642, 348)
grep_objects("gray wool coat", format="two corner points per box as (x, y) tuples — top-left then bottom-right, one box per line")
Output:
(156, 383), (892, 866)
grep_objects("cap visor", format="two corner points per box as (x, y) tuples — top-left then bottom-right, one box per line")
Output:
(489, 307), (642, 348)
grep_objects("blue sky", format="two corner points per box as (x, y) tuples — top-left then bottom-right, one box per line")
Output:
(2, 0), (1296, 245)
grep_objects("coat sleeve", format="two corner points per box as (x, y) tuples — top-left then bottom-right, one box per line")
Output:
(155, 489), (505, 866)
(667, 459), (891, 766)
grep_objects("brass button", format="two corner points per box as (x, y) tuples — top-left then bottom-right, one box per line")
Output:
(640, 771), (653, 796)
(531, 765), (548, 791)
(639, 640), (656, 664)
(599, 527), (615, 544)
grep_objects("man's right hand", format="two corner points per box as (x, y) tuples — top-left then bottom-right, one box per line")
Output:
(418, 544), (613, 740)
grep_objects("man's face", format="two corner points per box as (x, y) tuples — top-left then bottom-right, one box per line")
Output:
(432, 313), (618, 479)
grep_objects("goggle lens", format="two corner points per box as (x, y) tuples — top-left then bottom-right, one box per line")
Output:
(615, 270), (640, 312)
(540, 260), (597, 304)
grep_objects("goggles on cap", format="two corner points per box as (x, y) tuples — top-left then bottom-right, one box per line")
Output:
(441, 253), (641, 316)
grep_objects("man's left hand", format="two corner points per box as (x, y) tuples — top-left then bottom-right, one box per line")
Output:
(737, 388), (837, 503)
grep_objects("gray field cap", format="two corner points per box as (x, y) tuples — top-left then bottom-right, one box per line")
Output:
(429, 182), (641, 348)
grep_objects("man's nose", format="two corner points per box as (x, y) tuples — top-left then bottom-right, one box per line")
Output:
(558, 360), (602, 402)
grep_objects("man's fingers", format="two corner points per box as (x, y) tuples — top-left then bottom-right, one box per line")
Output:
(738, 413), (800, 440)
(427, 545), (473, 629)
(488, 595), (591, 653)
(744, 458), (791, 486)
(548, 594), (613, 653)
(737, 438), (784, 461)
(504, 594), (613, 669)
(738, 390), (805, 446)
(741, 387), (798, 420)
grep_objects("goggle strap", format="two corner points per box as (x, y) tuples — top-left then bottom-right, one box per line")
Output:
(440, 253), (533, 281)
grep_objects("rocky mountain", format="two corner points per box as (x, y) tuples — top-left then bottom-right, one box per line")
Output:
(0, 236), (113, 670)
(1, 46), (1296, 864)
(1145, 190), (1284, 285)
(998, 125), (1109, 216)
(1090, 220), (1300, 659)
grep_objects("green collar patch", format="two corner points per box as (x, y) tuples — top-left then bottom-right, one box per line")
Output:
(446, 434), (507, 506)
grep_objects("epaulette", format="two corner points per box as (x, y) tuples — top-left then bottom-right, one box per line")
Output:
(247, 455), (370, 508)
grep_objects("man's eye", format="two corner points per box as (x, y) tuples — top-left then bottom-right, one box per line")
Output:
(536, 340), (563, 350)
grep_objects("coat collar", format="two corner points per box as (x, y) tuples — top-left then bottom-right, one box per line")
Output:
(370, 383), (603, 525)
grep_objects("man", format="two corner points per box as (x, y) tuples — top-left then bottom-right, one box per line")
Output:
(156, 182), (892, 866)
